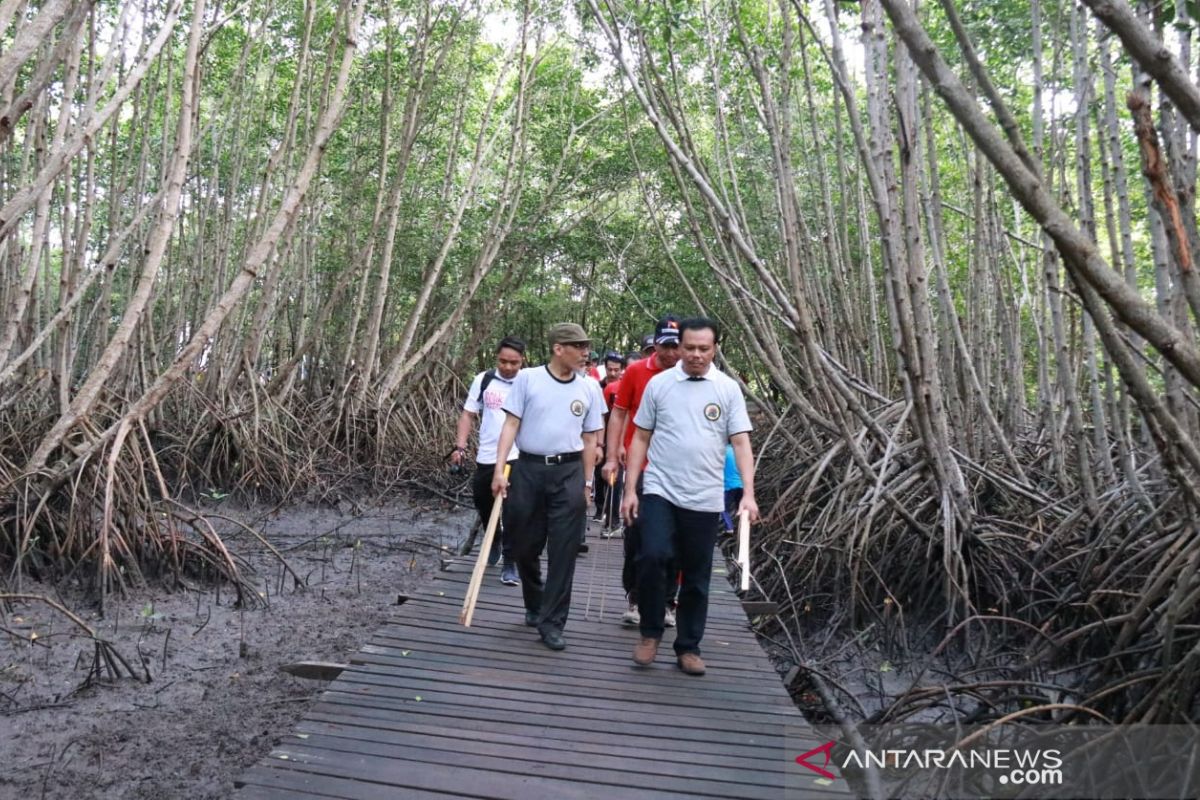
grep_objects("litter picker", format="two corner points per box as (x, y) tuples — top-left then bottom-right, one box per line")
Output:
(737, 509), (752, 592)
(460, 464), (510, 626)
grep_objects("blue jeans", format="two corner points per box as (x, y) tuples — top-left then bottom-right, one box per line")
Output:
(636, 493), (720, 655)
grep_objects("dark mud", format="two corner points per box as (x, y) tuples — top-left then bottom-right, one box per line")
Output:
(1, 498), (473, 800)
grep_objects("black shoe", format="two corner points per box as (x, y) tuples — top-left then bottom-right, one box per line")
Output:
(540, 629), (566, 650)
(524, 611), (539, 627)
(578, 542), (589, 554)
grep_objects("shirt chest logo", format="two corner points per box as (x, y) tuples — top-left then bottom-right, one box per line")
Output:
(703, 403), (722, 421)
(570, 399), (585, 417)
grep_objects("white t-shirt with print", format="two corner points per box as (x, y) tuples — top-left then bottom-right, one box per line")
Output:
(503, 365), (604, 456)
(463, 370), (519, 465)
(633, 362), (752, 511)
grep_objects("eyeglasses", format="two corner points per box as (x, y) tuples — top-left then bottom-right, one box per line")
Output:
(561, 342), (590, 349)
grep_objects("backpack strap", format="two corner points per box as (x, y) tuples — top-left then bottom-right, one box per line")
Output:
(476, 369), (497, 404)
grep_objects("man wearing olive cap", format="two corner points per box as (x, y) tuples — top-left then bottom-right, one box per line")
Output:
(493, 323), (605, 651)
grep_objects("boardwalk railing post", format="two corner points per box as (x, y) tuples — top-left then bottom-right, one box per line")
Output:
(460, 464), (510, 626)
(737, 509), (751, 592)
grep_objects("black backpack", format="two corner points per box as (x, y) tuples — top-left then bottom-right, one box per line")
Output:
(476, 369), (497, 404)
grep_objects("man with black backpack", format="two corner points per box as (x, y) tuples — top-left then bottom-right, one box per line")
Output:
(453, 336), (526, 586)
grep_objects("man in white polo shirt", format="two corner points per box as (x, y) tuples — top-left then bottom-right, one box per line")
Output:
(452, 336), (526, 585)
(493, 323), (605, 651)
(621, 317), (759, 675)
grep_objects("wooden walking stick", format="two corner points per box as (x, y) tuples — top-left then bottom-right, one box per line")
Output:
(460, 464), (510, 626)
(737, 509), (751, 592)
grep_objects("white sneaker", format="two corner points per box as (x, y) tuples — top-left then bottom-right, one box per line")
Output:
(622, 602), (640, 627)
(664, 607), (676, 628)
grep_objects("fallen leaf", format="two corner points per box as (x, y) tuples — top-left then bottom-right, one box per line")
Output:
(402, 650), (410, 656)
(414, 695), (422, 702)
(815, 778), (833, 786)
(879, 660), (893, 673)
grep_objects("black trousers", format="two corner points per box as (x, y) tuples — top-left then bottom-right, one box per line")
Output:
(637, 493), (720, 655)
(471, 462), (515, 561)
(506, 459), (585, 634)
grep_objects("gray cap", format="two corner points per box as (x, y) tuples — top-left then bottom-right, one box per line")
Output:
(548, 322), (590, 346)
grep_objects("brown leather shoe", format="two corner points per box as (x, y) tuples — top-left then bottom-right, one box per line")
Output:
(632, 636), (660, 666)
(677, 652), (706, 675)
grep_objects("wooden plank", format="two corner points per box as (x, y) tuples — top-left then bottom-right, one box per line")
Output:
(342, 655), (798, 710)
(299, 709), (811, 772)
(253, 749), (708, 800)
(237, 535), (847, 798)
(294, 716), (799, 775)
(322, 676), (797, 732)
(272, 736), (788, 799)
(351, 644), (789, 699)
(331, 667), (799, 720)
(310, 692), (791, 750)
(367, 619), (778, 674)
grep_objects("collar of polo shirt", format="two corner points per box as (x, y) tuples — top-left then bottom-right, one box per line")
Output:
(673, 361), (714, 381)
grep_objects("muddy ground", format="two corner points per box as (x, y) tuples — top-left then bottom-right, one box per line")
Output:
(1, 497), (475, 800)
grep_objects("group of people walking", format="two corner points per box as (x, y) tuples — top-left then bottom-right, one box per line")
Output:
(453, 317), (758, 675)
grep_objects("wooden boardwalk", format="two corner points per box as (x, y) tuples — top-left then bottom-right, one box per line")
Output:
(235, 526), (846, 799)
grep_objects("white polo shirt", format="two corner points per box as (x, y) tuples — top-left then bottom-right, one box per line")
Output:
(503, 365), (605, 456)
(633, 362), (752, 511)
(463, 370), (519, 464)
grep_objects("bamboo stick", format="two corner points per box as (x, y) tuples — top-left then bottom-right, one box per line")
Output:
(460, 464), (510, 626)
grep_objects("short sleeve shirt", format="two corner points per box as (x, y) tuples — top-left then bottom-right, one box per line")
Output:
(602, 380), (620, 413)
(613, 356), (668, 450)
(462, 371), (518, 464)
(633, 362), (753, 511)
(503, 365), (605, 456)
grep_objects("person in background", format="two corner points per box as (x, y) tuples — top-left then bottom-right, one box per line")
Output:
(492, 323), (604, 651)
(622, 317), (759, 676)
(452, 336), (526, 585)
(595, 351), (626, 528)
(603, 315), (682, 628)
(592, 350), (628, 525)
(721, 442), (744, 535)
(586, 351), (602, 382)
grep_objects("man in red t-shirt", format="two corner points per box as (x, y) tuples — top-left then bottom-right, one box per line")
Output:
(602, 315), (682, 626)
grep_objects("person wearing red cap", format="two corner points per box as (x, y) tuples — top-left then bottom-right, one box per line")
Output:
(602, 315), (683, 627)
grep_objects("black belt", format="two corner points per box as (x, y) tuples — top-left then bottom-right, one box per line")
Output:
(519, 451), (582, 465)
